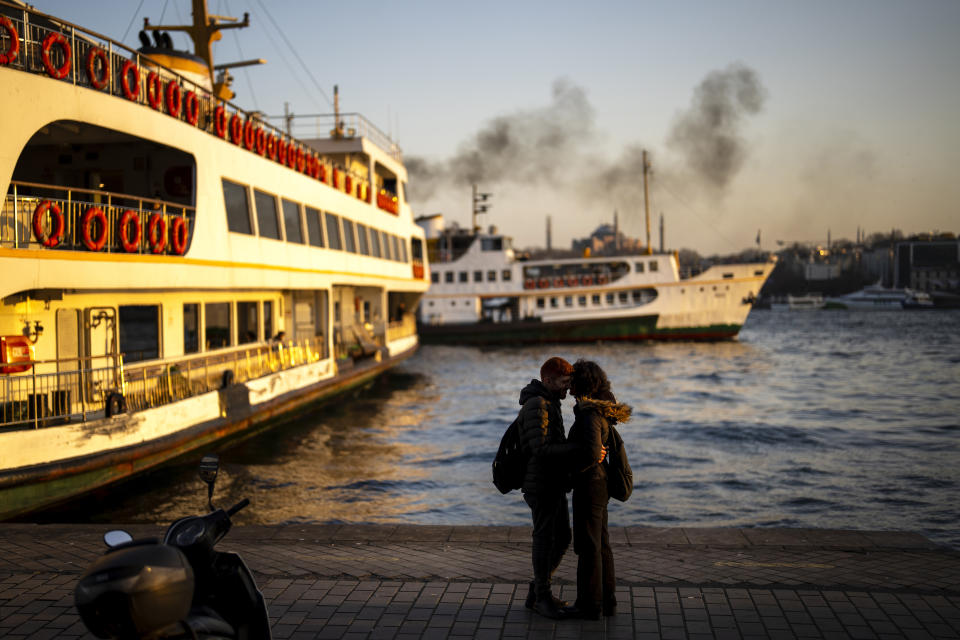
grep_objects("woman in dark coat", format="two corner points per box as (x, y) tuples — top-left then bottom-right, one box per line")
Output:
(566, 359), (632, 619)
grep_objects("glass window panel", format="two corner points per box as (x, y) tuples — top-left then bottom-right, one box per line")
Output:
(222, 179), (251, 234)
(253, 190), (280, 239)
(325, 212), (342, 250)
(205, 302), (231, 350)
(342, 219), (357, 253)
(357, 223), (369, 255)
(281, 199), (303, 243)
(119, 305), (160, 363)
(473, 271), (482, 282)
(263, 300), (273, 341)
(237, 301), (259, 344)
(305, 206), (324, 247)
(369, 228), (381, 257)
(391, 235), (400, 261)
(183, 303), (199, 354)
(381, 231), (393, 260)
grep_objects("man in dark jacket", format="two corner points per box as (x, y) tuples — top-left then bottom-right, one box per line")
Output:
(517, 356), (575, 619)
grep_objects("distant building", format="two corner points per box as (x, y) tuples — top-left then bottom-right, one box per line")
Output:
(804, 263), (841, 280)
(571, 224), (644, 255)
(895, 239), (960, 291)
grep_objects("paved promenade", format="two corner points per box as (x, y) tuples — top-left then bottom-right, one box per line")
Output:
(1, 524), (958, 639)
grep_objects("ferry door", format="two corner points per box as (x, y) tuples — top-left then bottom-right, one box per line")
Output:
(292, 291), (315, 341)
(83, 307), (119, 402)
(55, 309), (83, 415)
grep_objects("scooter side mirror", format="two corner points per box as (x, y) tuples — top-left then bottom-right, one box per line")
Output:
(103, 530), (133, 548)
(198, 453), (220, 511)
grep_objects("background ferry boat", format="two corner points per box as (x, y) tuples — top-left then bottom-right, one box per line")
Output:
(0, 1), (429, 518)
(416, 215), (774, 344)
(770, 293), (825, 311)
(824, 284), (933, 310)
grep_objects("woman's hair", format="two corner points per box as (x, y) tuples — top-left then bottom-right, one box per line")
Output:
(570, 359), (611, 399)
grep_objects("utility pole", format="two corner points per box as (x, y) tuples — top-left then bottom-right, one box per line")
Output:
(472, 184), (492, 233)
(284, 102), (293, 136)
(643, 150), (652, 255)
(659, 213), (664, 253)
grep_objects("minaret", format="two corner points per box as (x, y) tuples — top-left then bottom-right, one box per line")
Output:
(546, 215), (552, 252)
(613, 210), (620, 250)
(659, 213), (664, 253)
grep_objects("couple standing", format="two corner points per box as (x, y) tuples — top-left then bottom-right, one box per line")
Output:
(517, 356), (631, 620)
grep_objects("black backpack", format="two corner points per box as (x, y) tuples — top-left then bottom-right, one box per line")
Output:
(605, 424), (633, 502)
(492, 416), (526, 494)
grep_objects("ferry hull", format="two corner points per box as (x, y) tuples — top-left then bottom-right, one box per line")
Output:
(419, 315), (742, 345)
(0, 345), (415, 521)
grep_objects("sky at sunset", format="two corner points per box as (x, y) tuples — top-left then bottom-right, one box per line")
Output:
(32, 0), (960, 255)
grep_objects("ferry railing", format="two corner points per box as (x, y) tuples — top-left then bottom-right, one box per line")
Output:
(0, 337), (328, 431)
(387, 313), (417, 342)
(0, 2), (404, 202)
(1, 181), (195, 252)
(0, 353), (123, 431)
(272, 112), (403, 163)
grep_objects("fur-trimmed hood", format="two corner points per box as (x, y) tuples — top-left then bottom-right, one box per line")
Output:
(575, 396), (632, 424)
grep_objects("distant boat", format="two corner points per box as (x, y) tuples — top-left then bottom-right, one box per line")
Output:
(824, 284), (933, 310)
(770, 293), (824, 311)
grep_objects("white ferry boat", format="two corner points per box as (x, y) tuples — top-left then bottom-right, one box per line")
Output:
(417, 218), (775, 344)
(770, 293), (825, 311)
(0, 1), (428, 518)
(824, 284), (933, 310)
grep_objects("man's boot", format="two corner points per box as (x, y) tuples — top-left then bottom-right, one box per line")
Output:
(525, 582), (567, 610)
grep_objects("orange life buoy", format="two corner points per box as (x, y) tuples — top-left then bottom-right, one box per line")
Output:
(146, 71), (162, 110)
(243, 119), (256, 151)
(524, 278), (535, 290)
(582, 275), (593, 286)
(184, 91), (199, 125)
(553, 277), (564, 288)
(332, 168), (341, 189)
(345, 175), (353, 195)
(318, 163), (327, 183)
(165, 81), (181, 118)
(214, 105), (227, 138)
(170, 217), (188, 255)
(229, 113), (243, 145)
(121, 60), (140, 101)
(266, 134), (277, 160)
(41, 32), (71, 79)
(566, 276), (578, 287)
(147, 213), (167, 254)
(310, 154), (320, 179)
(85, 47), (108, 89)
(277, 139), (287, 165)
(81, 207), (108, 252)
(296, 147), (305, 172)
(32, 201), (64, 248)
(255, 127), (266, 155)
(538, 278), (548, 288)
(287, 144), (298, 169)
(0, 17), (20, 65)
(119, 210), (140, 253)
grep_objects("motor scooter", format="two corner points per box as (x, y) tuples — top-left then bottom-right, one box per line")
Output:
(75, 454), (272, 639)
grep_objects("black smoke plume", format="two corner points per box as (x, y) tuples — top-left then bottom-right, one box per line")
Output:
(667, 63), (767, 190)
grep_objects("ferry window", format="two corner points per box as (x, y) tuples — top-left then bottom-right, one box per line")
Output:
(369, 229), (382, 258)
(253, 190), (281, 240)
(564, 296), (573, 307)
(119, 305), (160, 363)
(649, 261), (658, 272)
(481, 237), (503, 251)
(431, 272), (439, 283)
(502, 270), (512, 281)
(325, 213), (342, 250)
(592, 294), (600, 305)
(487, 270), (496, 282)
(382, 232), (393, 260)
(635, 262), (645, 273)
(400, 238), (408, 263)
(281, 199), (304, 244)
(342, 219), (357, 253)
(550, 297), (558, 308)
(445, 272), (454, 283)
(391, 235), (401, 261)
(473, 271), (483, 282)
(305, 206), (324, 247)
(606, 293), (614, 304)
(237, 301), (259, 344)
(459, 271), (468, 283)
(632, 290), (643, 302)
(263, 300), (273, 341)
(723, 273), (734, 279)
(222, 179), (252, 235)
(537, 298), (545, 308)
(619, 292), (628, 303)
(357, 223), (370, 255)
(183, 303), (199, 354)
(205, 303), (231, 350)
(578, 296), (587, 307)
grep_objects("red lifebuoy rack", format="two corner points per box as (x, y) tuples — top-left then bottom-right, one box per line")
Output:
(85, 47), (108, 89)
(255, 127), (266, 155)
(0, 17), (20, 65)
(41, 32), (71, 79)
(229, 113), (243, 145)
(81, 207), (108, 252)
(184, 91), (199, 125)
(266, 134), (277, 160)
(120, 60), (139, 100)
(243, 119), (256, 150)
(32, 201), (64, 248)
(146, 71), (162, 110)
(165, 81), (182, 118)
(119, 210), (140, 253)
(170, 217), (188, 255)
(147, 213), (167, 254)
(214, 105), (227, 138)
(538, 278), (549, 288)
